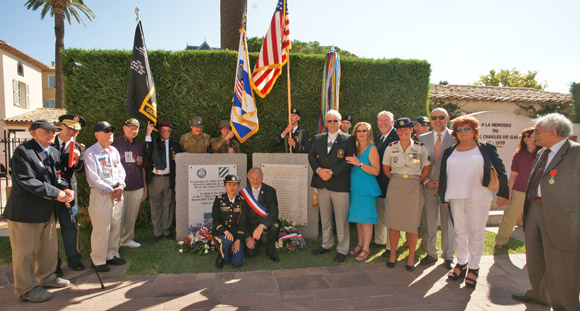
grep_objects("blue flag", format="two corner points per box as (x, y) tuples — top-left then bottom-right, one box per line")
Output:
(231, 29), (258, 143)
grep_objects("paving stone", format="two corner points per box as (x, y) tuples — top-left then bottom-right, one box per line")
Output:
(324, 271), (376, 288)
(276, 274), (329, 291)
(210, 277), (278, 296)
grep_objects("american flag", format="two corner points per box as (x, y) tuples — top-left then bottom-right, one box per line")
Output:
(250, 0), (291, 98)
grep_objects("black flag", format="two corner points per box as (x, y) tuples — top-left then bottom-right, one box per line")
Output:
(127, 20), (165, 169)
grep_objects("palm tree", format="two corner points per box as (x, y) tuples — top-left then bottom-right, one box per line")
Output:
(25, 0), (95, 108)
(220, 0), (246, 50)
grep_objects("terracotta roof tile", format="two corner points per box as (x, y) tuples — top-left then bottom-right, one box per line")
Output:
(430, 84), (573, 106)
(0, 40), (49, 70)
(3, 108), (67, 124)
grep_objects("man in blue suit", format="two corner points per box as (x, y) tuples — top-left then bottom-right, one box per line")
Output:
(4, 120), (75, 303)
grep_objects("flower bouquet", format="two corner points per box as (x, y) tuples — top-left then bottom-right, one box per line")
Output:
(275, 218), (306, 252)
(177, 219), (217, 254)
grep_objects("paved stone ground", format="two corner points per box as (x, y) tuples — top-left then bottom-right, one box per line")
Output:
(0, 252), (551, 311)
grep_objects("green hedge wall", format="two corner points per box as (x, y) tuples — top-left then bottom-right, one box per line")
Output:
(61, 49), (430, 220)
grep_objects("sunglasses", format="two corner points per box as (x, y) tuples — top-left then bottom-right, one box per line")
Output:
(356, 129), (368, 133)
(102, 129), (113, 133)
(160, 129), (172, 133)
(455, 127), (471, 133)
(522, 134), (532, 138)
(431, 115), (446, 121)
(326, 119), (339, 123)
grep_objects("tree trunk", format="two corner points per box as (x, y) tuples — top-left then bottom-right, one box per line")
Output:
(220, 0), (246, 51)
(54, 7), (65, 108)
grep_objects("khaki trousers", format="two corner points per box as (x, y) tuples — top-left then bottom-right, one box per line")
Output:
(374, 197), (390, 248)
(120, 188), (144, 244)
(149, 175), (174, 237)
(495, 190), (525, 245)
(317, 188), (350, 255)
(8, 213), (58, 296)
(88, 188), (124, 265)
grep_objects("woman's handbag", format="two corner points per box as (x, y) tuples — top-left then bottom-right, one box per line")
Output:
(488, 166), (499, 191)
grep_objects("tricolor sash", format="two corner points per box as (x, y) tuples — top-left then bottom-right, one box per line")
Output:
(241, 187), (268, 218)
(279, 232), (302, 241)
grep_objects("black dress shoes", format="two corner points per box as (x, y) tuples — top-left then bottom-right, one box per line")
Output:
(386, 260), (396, 268)
(312, 247), (331, 255)
(512, 293), (550, 307)
(334, 253), (347, 263)
(420, 255), (437, 265)
(444, 259), (455, 270)
(381, 249), (391, 258)
(55, 266), (63, 277)
(215, 254), (224, 269)
(68, 262), (85, 271)
(406, 264), (415, 272)
(268, 251), (280, 262)
(106, 257), (126, 265)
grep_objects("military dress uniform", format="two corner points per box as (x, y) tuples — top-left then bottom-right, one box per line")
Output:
(212, 192), (247, 267)
(383, 140), (430, 233)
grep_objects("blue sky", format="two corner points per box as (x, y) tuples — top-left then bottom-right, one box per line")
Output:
(1, 0), (579, 93)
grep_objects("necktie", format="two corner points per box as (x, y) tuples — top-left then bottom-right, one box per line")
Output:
(60, 141), (66, 153)
(527, 149), (551, 201)
(434, 133), (442, 164)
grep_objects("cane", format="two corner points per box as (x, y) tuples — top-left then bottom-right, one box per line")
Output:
(66, 202), (105, 289)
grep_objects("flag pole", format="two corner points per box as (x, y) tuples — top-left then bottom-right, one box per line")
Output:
(135, 6), (139, 21)
(284, 0), (293, 153)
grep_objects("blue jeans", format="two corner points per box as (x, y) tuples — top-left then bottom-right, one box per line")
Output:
(57, 204), (81, 265)
(215, 235), (244, 267)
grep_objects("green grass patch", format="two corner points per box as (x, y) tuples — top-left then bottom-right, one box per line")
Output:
(1, 225), (526, 274)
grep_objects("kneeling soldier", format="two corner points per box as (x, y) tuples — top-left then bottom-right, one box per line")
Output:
(212, 174), (247, 269)
(242, 168), (281, 262)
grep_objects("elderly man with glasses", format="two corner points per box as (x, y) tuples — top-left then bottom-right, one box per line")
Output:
(309, 110), (356, 263)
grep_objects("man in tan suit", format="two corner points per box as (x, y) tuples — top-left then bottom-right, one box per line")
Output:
(512, 113), (580, 311)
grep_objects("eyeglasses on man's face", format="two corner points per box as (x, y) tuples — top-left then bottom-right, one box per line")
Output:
(431, 115), (446, 121)
(326, 119), (339, 123)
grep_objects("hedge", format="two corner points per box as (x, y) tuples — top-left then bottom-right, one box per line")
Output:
(61, 49), (431, 224)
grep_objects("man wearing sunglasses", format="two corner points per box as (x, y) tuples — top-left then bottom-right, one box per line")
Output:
(309, 110), (356, 263)
(84, 121), (127, 272)
(418, 108), (456, 270)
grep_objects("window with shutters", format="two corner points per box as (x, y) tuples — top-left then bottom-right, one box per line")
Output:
(17, 62), (24, 76)
(44, 99), (56, 108)
(48, 75), (56, 89)
(12, 80), (29, 108)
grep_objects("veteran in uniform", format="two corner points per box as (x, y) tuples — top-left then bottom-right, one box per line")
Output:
(84, 121), (127, 272)
(212, 175), (247, 269)
(211, 120), (241, 153)
(383, 118), (430, 271)
(180, 116), (211, 153)
(309, 109), (356, 263)
(340, 115), (353, 134)
(272, 108), (311, 153)
(53, 114), (86, 275)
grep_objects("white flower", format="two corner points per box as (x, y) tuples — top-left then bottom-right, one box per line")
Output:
(204, 249), (208, 254)
(178, 241), (184, 245)
(204, 244), (210, 249)
(178, 249), (183, 253)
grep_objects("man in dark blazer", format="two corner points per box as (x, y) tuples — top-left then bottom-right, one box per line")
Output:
(512, 113), (580, 311)
(418, 108), (456, 270)
(309, 110), (356, 263)
(374, 111), (398, 254)
(145, 121), (183, 242)
(4, 120), (74, 303)
(53, 114), (86, 275)
(243, 168), (281, 262)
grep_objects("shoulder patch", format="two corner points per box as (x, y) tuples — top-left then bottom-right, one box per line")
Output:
(390, 141), (399, 146)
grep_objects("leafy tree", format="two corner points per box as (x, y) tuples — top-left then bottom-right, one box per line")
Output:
(571, 82), (580, 122)
(25, 0), (95, 108)
(474, 68), (547, 90)
(220, 0), (246, 51)
(247, 37), (357, 58)
(439, 80), (448, 85)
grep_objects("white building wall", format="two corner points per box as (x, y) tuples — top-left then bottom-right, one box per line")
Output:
(0, 51), (44, 122)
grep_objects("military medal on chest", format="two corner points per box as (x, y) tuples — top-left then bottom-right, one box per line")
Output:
(549, 169), (557, 184)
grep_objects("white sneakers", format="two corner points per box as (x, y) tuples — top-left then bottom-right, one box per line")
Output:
(120, 240), (141, 248)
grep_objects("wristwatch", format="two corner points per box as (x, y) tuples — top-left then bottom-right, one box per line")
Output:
(358, 163), (363, 167)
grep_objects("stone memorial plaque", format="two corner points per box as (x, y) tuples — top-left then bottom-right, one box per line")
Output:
(188, 164), (237, 226)
(252, 153), (318, 238)
(175, 153), (247, 240)
(461, 111), (535, 174)
(261, 164), (308, 226)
